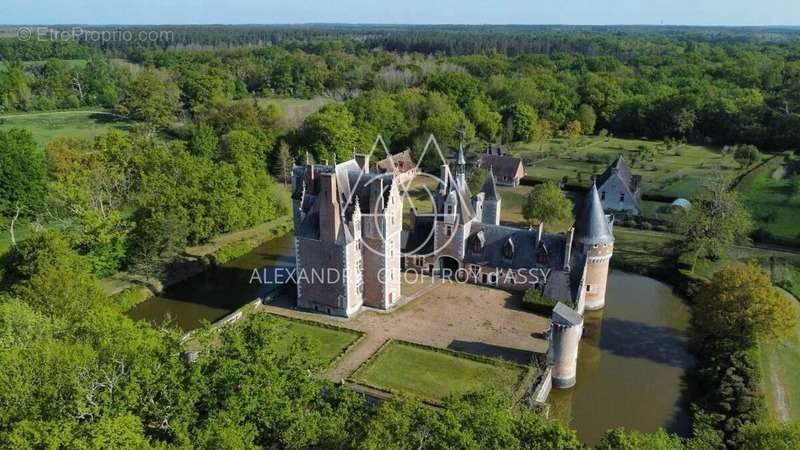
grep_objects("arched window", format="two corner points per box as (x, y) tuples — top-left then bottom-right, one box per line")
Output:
(503, 237), (515, 260)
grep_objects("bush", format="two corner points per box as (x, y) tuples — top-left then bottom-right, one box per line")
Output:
(522, 288), (558, 313)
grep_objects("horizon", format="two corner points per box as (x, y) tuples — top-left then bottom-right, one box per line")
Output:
(3, 0), (799, 27)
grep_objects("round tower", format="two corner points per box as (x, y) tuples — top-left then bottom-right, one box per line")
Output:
(574, 183), (614, 311)
(548, 302), (584, 389)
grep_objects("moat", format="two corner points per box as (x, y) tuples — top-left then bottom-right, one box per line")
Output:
(128, 234), (695, 444)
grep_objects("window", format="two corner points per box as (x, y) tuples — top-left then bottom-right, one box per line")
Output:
(503, 238), (515, 259)
(586, 284), (592, 292)
(601, 191), (606, 201)
(620, 192), (625, 202)
(446, 225), (452, 237)
(446, 205), (452, 215)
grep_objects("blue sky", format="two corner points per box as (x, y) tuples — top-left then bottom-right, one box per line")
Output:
(3, 0), (799, 26)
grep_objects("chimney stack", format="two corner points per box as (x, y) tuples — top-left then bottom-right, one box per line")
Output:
(355, 154), (370, 172)
(319, 173), (341, 242)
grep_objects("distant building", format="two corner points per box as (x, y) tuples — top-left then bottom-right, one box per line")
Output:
(480, 145), (524, 187)
(596, 154), (642, 215)
(375, 149), (419, 177)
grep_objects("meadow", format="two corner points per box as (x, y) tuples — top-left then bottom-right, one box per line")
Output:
(738, 155), (800, 246)
(514, 136), (742, 199)
(0, 110), (132, 147)
(267, 314), (362, 366)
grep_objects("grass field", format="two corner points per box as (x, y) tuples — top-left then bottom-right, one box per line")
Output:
(235, 96), (336, 130)
(513, 136), (742, 199)
(0, 110), (132, 147)
(268, 314), (361, 365)
(738, 155), (800, 246)
(352, 341), (528, 402)
(758, 290), (800, 422)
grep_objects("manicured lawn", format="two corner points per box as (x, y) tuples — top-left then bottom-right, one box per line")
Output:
(0, 110), (132, 147)
(513, 136), (741, 199)
(268, 314), (361, 365)
(738, 155), (800, 246)
(352, 341), (529, 402)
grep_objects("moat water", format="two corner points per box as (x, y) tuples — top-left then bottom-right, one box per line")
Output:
(128, 236), (694, 444)
(549, 271), (694, 445)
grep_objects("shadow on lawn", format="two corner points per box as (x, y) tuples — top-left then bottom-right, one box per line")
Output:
(448, 340), (533, 365)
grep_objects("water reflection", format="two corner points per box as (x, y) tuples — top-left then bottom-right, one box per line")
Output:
(127, 234), (296, 331)
(549, 271), (694, 445)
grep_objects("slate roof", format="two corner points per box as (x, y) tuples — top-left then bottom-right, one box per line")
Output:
(575, 184), (614, 246)
(481, 169), (499, 201)
(552, 302), (583, 327)
(596, 154), (642, 208)
(481, 154), (524, 180)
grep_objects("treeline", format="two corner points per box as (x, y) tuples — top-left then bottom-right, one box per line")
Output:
(5, 28), (800, 150)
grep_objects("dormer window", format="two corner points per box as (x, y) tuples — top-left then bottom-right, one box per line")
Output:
(471, 231), (485, 253)
(503, 238), (515, 260)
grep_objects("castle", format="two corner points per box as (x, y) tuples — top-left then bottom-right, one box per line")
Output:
(291, 145), (614, 388)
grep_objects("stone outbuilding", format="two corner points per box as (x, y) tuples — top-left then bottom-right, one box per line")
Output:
(596, 154), (642, 215)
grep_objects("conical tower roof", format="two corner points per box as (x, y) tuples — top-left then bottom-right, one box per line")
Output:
(575, 183), (613, 245)
(456, 143), (466, 165)
(481, 168), (499, 201)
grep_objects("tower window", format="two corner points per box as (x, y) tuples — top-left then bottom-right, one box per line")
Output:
(586, 284), (592, 292)
(620, 193), (625, 202)
(445, 225), (452, 237)
(601, 191), (606, 201)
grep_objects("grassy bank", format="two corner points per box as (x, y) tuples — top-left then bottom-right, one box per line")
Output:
(738, 155), (800, 247)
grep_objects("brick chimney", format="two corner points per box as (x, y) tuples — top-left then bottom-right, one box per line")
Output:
(319, 173), (341, 242)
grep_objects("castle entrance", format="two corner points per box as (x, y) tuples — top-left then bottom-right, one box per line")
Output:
(437, 256), (460, 279)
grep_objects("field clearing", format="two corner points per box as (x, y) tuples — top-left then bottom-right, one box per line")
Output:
(267, 314), (361, 365)
(759, 290), (800, 423)
(237, 96), (336, 130)
(0, 110), (131, 147)
(0, 59), (88, 71)
(738, 156), (800, 246)
(514, 136), (741, 199)
(352, 340), (528, 402)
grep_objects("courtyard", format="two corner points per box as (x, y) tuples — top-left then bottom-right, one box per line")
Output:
(261, 275), (550, 399)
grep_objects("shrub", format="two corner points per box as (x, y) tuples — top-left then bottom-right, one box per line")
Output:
(522, 288), (558, 313)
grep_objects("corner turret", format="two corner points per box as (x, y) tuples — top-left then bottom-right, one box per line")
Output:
(575, 183), (614, 311)
(480, 168), (501, 225)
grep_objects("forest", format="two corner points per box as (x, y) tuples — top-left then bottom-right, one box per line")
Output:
(2, 25), (800, 448)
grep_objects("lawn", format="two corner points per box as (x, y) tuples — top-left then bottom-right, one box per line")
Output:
(738, 155), (800, 246)
(352, 340), (529, 402)
(513, 136), (742, 199)
(758, 290), (800, 422)
(0, 110), (132, 147)
(268, 314), (362, 365)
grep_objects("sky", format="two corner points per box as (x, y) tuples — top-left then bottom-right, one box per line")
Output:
(2, 0), (799, 26)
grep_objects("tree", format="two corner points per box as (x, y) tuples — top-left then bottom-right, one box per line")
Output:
(576, 104), (597, 135)
(673, 176), (754, 269)
(740, 422), (800, 450)
(298, 103), (365, 163)
(733, 144), (761, 168)
(273, 140), (294, 185)
(534, 119), (553, 152)
(522, 181), (573, 225)
(466, 98), (502, 141)
(0, 129), (47, 218)
(115, 69), (180, 128)
(694, 262), (799, 344)
(504, 103), (538, 142)
(565, 120), (583, 140)
(187, 122), (219, 159)
(596, 427), (685, 450)
(346, 90), (408, 145)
